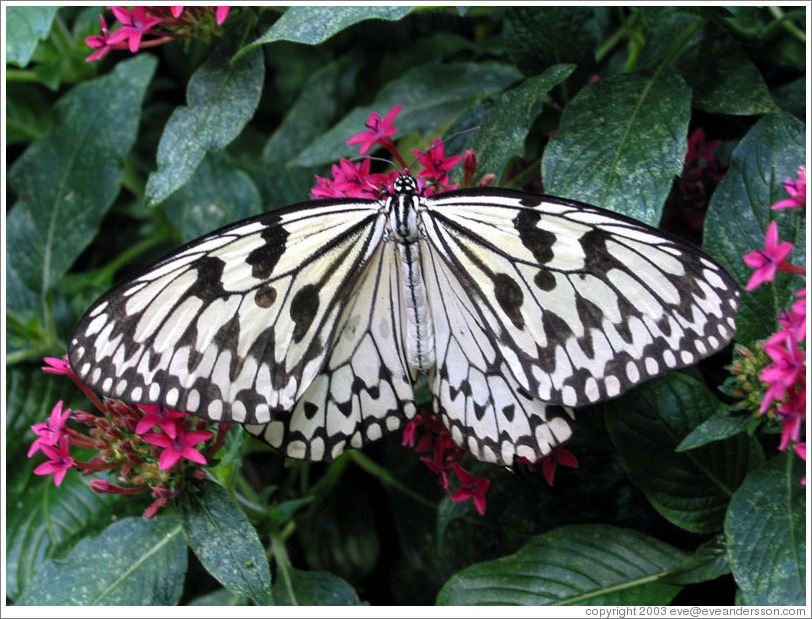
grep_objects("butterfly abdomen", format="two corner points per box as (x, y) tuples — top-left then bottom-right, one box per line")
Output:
(388, 178), (436, 371)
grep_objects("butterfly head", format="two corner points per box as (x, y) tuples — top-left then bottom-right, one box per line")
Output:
(392, 174), (419, 196)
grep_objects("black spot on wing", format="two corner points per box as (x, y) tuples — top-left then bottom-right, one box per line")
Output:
(290, 284), (319, 343)
(246, 221), (288, 279)
(534, 270), (556, 291)
(255, 285), (277, 308)
(514, 210), (556, 265)
(493, 273), (524, 329)
(189, 256), (227, 301)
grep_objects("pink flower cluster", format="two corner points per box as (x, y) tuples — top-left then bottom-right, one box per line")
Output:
(31, 357), (230, 517)
(311, 104), (488, 201)
(741, 166), (806, 483)
(85, 6), (230, 62)
(403, 411), (491, 515)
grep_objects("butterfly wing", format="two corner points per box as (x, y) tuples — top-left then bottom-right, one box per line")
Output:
(421, 239), (576, 464)
(421, 188), (740, 462)
(68, 199), (389, 426)
(245, 243), (416, 460)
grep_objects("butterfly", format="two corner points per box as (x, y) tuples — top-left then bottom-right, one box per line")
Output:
(68, 174), (740, 466)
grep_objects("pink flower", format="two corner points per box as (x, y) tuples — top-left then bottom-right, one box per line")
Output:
(540, 445), (579, 486)
(33, 435), (75, 486)
(29, 400), (72, 457)
(777, 390), (805, 450)
(107, 6), (163, 53)
(171, 6), (184, 18)
(215, 7), (230, 25)
(794, 443), (806, 486)
(84, 14), (120, 62)
(412, 138), (463, 187)
(772, 166), (806, 210)
(41, 356), (74, 376)
(143, 426), (213, 469)
(347, 104), (402, 155)
(742, 222), (794, 291)
(136, 404), (188, 439)
(448, 463), (490, 515)
(760, 331), (805, 412)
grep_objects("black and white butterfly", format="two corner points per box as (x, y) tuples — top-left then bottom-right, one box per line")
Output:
(68, 175), (740, 465)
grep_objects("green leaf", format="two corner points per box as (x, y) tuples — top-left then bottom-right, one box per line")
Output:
(5, 84), (52, 144)
(503, 6), (597, 84)
(725, 451), (806, 605)
(605, 372), (764, 533)
(294, 62), (522, 167)
(258, 60), (344, 208)
(675, 23), (777, 115)
(145, 46), (264, 206)
(469, 65), (576, 180)
(245, 5), (414, 49)
(703, 112), (806, 345)
(5, 6), (58, 67)
(664, 534), (731, 585)
(273, 568), (366, 605)
(437, 525), (687, 605)
(181, 479), (273, 605)
(164, 152), (262, 242)
(16, 515), (187, 605)
(676, 410), (756, 451)
(188, 588), (248, 605)
(6, 54), (158, 318)
(6, 472), (117, 602)
(542, 70), (691, 224)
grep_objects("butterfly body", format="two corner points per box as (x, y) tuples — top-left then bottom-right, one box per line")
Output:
(69, 176), (740, 464)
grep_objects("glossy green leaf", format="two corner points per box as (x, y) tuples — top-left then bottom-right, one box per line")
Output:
(676, 410), (756, 451)
(725, 451), (806, 605)
(245, 5), (413, 49)
(16, 515), (186, 605)
(5, 6), (58, 67)
(703, 112), (806, 345)
(294, 62), (522, 167)
(181, 479), (273, 605)
(259, 60), (343, 208)
(437, 525), (687, 605)
(542, 71), (691, 224)
(188, 588), (248, 605)
(503, 6), (597, 83)
(6, 472), (117, 602)
(164, 152), (262, 242)
(145, 46), (264, 206)
(469, 65), (575, 180)
(273, 568), (366, 605)
(664, 534), (731, 585)
(5, 84), (52, 144)
(605, 372), (764, 533)
(675, 23), (777, 115)
(6, 54), (157, 318)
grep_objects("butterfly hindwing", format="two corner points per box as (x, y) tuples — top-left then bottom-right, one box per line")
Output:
(422, 237), (575, 464)
(245, 243), (416, 460)
(69, 199), (386, 426)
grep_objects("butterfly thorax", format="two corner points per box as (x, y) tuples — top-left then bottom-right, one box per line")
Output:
(386, 175), (436, 371)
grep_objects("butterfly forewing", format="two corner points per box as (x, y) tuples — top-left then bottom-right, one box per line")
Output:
(422, 189), (740, 411)
(69, 199), (385, 425)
